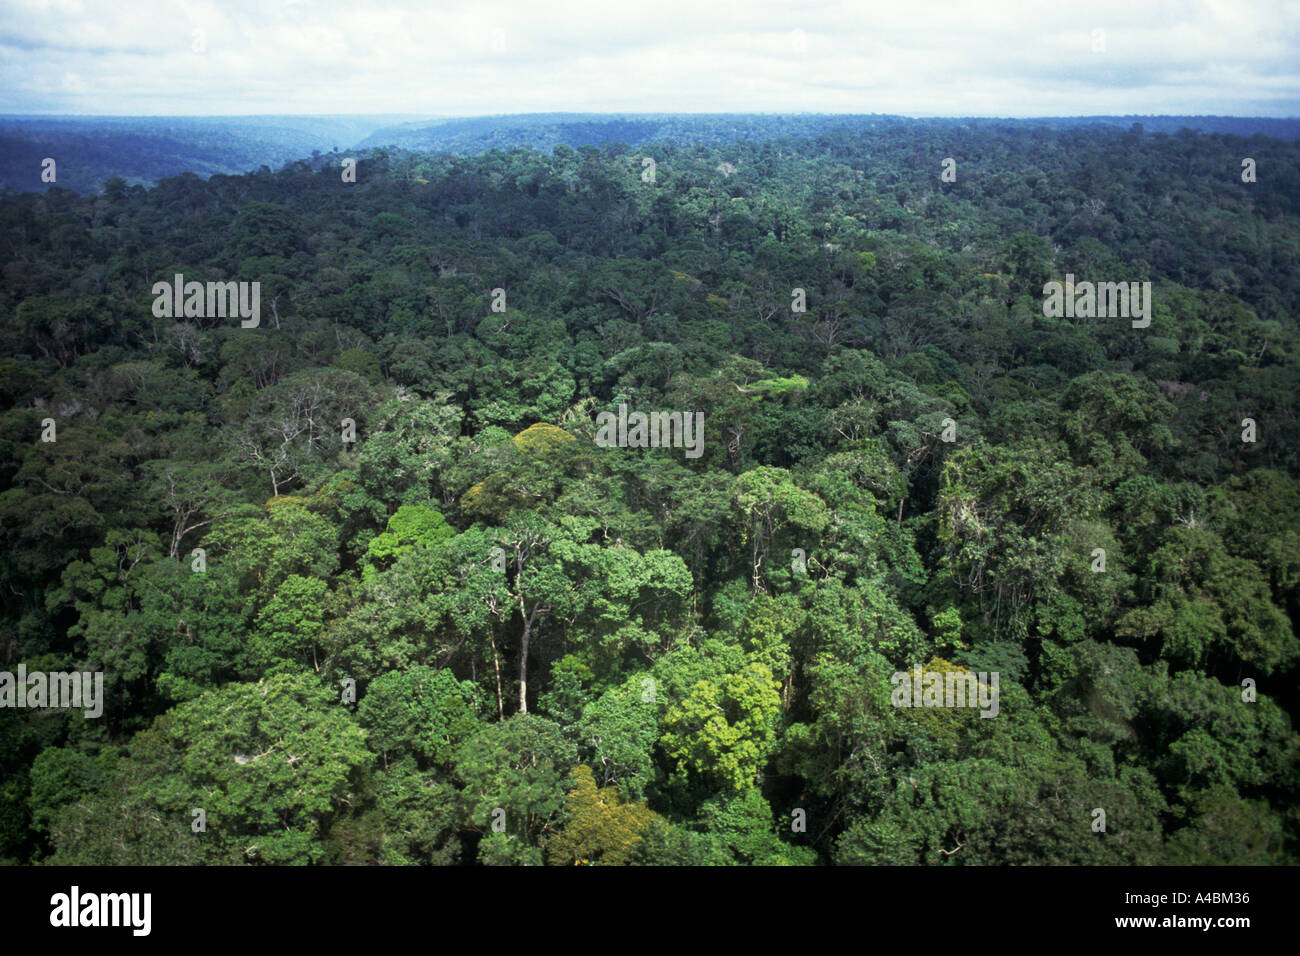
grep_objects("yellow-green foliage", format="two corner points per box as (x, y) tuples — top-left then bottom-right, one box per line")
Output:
(750, 374), (810, 396)
(660, 661), (782, 792)
(546, 765), (660, 866)
(512, 422), (576, 455)
(910, 656), (980, 744)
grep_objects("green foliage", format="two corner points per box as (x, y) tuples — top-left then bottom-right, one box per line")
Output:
(28, 747), (107, 832)
(253, 574), (328, 668)
(363, 503), (454, 578)
(660, 659), (782, 792)
(358, 666), (481, 767)
(455, 714), (577, 848)
(3, 118), (1298, 866)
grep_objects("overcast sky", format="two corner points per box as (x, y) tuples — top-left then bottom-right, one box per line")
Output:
(1, 0), (1297, 117)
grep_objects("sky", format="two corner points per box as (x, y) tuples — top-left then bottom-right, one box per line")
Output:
(1, 0), (1298, 117)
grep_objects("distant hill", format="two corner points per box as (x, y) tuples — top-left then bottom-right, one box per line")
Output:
(352, 113), (891, 152)
(0, 114), (435, 195)
(357, 113), (1300, 153)
(2, 112), (1297, 195)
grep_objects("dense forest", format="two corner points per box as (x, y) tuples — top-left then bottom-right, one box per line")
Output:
(352, 113), (1300, 154)
(0, 115), (419, 196)
(5, 112), (1299, 197)
(0, 119), (1297, 866)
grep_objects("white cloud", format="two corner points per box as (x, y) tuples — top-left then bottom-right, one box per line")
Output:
(0, 0), (1295, 115)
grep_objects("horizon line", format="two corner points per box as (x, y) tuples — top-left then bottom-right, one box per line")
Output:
(2, 111), (1298, 121)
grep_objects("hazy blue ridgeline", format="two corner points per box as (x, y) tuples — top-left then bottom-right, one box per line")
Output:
(2, 112), (1298, 195)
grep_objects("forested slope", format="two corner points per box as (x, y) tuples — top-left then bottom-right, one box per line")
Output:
(6, 112), (1298, 197)
(0, 115), (424, 195)
(0, 121), (1297, 865)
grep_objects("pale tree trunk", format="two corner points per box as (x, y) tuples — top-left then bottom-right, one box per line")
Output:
(517, 602), (541, 714)
(489, 632), (504, 721)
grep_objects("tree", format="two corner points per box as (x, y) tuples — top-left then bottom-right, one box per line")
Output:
(357, 666), (481, 769)
(546, 765), (660, 866)
(455, 714), (577, 852)
(660, 658), (782, 793)
(253, 574), (328, 671)
(50, 671), (371, 865)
